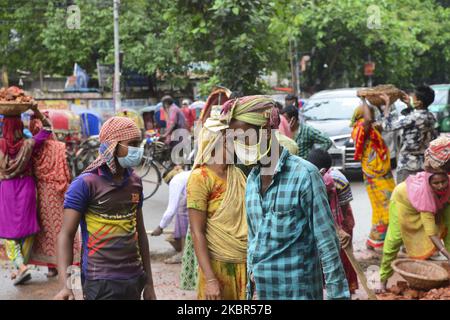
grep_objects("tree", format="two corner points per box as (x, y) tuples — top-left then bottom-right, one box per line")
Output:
(269, 0), (450, 91)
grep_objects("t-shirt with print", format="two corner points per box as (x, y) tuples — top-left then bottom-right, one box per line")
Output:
(64, 165), (144, 282)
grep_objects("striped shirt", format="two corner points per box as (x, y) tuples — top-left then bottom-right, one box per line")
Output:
(330, 169), (353, 205)
(246, 148), (350, 300)
(294, 124), (333, 158)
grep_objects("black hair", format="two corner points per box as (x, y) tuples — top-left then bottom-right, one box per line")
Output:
(274, 102), (283, 111)
(307, 149), (332, 171)
(414, 85), (435, 108)
(285, 94), (299, 108)
(281, 105), (299, 120)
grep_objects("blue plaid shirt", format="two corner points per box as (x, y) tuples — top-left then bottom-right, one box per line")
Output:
(246, 148), (350, 300)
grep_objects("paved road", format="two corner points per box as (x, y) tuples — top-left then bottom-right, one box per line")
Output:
(144, 170), (373, 252)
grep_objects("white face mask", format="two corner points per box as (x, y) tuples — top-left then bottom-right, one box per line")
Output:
(233, 130), (271, 165)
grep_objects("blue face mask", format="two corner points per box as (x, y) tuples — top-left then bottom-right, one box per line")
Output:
(117, 145), (144, 168)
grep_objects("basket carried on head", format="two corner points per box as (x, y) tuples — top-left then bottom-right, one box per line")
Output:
(0, 102), (33, 116)
(357, 85), (404, 107)
(392, 259), (449, 291)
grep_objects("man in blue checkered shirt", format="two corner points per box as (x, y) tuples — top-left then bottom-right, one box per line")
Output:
(230, 112), (350, 300)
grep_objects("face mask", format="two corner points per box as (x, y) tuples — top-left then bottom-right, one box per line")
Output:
(117, 145), (144, 168)
(434, 188), (448, 197)
(233, 130), (271, 165)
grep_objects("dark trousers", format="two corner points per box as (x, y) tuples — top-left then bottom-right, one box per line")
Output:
(396, 169), (422, 184)
(83, 273), (147, 300)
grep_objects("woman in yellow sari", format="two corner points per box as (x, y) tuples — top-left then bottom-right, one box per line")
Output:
(351, 105), (396, 250)
(187, 110), (248, 300)
(378, 172), (450, 292)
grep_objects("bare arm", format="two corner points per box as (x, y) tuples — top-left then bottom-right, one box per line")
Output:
(430, 236), (450, 261)
(31, 103), (51, 127)
(136, 207), (157, 299)
(189, 208), (221, 300)
(360, 99), (373, 134)
(54, 209), (81, 300)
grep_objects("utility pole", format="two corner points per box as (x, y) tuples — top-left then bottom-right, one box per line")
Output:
(113, 0), (121, 111)
(289, 39), (299, 97)
(294, 39), (301, 97)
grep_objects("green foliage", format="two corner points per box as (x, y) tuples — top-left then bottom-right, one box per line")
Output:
(270, 0), (450, 90)
(0, 0), (449, 93)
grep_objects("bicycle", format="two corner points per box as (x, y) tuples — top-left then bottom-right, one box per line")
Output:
(66, 136), (100, 179)
(136, 133), (174, 200)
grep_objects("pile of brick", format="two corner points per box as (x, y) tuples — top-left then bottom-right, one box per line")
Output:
(377, 281), (450, 300)
(0, 86), (33, 103)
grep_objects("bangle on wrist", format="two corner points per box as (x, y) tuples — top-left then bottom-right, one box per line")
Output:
(207, 278), (218, 283)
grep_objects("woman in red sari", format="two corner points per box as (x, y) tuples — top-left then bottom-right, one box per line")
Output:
(28, 118), (81, 277)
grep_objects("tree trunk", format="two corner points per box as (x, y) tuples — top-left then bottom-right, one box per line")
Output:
(1, 66), (9, 88)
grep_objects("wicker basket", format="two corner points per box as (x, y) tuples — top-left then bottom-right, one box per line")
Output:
(357, 85), (403, 107)
(392, 259), (449, 291)
(0, 102), (33, 116)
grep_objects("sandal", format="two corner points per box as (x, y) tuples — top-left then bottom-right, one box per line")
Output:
(13, 269), (32, 286)
(46, 268), (58, 278)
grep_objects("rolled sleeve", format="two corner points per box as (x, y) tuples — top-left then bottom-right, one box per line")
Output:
(32, 128), (52, 151)
(311, 126), (333, 151)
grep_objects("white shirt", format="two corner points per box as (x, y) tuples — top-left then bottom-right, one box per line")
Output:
(159, 170), (191, 229)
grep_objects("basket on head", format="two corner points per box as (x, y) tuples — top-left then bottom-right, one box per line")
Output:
(357, 85), (404, 107)
(392, 259), (449, 291)
(0, 102), (33, 116)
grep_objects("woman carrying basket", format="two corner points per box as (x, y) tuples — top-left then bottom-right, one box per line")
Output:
(0, 104), (52, 285)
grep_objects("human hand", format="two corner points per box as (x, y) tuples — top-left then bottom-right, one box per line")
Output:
(151, 226), (163, 236)
(205, 279), (221, 300)
(337, 228), (351, 249)
(53, 288), (75, 300)
(143, 284), (157, 300)
(400, 91), (410, 104)
(380, 93), (391, 107)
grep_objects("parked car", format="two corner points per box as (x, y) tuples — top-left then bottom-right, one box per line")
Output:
(429, 84), (450, 133)
(300, 88), (407, 171)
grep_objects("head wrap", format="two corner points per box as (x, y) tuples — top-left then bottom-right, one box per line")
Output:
(200, 87), (232, 124)
(221, 95), (279, 129)
(406, 172), (450, 214)
(83, 116), (141, 174)
(0, 117), (24, 157)
(424, 135), (450, 173)
(0, 116), (35, 180)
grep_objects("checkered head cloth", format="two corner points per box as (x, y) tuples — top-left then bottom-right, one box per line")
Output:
(424, 135), (450, 172)
(83, 116), (142, 174)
